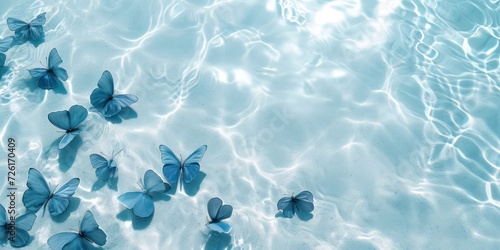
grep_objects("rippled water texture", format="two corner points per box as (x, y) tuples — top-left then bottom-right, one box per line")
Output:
(0, 0), (499, 249)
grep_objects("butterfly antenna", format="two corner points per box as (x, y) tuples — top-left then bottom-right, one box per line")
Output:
(113, 148), (124, 159)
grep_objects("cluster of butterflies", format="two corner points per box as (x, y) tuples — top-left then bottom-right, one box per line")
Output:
(1, 12), (315, 249)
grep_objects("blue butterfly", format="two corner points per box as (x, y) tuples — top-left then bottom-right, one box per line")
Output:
(159, 145), (207, 184)
(28, 48), (68, 89)
(48, 105), (88, 149)
(90, 70), (138, 117)
(47, 210), (107, 250)
(0, 36), (14, 67)
(0, 204), (37, 247)
(117, 170), (171, 218)
(89, 149), (122, 180)
(22, 168), (80, 217)
(7, 12), (46, 41)
(277, 191), (314, 218)
(206, 197), (233, 234)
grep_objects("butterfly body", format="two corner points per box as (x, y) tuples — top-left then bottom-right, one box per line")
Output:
(0, 204), (37, 247)
(28, 48), (68, 89)
(47, 210), (107, 250)
(206, 197), (233, 234)
(7, 12), (46, 41)
(22, 168), (80, 217)
(159, 145), (207, 184)
(90, 70), (138, 117)
(277, 191), (314, 218)
(48, 105), (88, 149)
(117, 170), (170, 217)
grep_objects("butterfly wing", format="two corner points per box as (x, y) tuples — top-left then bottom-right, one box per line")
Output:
(31, 12), (46, 26)
(208, 197), (232, 222)
(10, 213), (37, 247)
(48, 110), (71, 130)
(117, 192), (154, 218)
(22, 168), (51, 212)
(68, 105), (88, 128)
(80, 211), (107, 246)
(159, 145), (181, 183)
(144, 170), (169, 194)
(97, 70), (114, 95)
(0, 36), (13, 53)
(207, 197), (222, 221)
(91, 70), (119, 116)
(103, 100), (122, 117)
(47, 232), (80, 250)
(90, 154), (111, 180)
(294, 191), (314, 213)
(29, 68), (49, 78)
(6, 18), (28, 31)
(113, 94), (138, 108)
(207, 222), (232, 234)
(48, 48), (68, 81)
(182, 145), (207, 183)
(277, 197), (295, 218)
(58, 132), (77, 150)
(39, 73), (58, 89)
(28, 12), (46, 41)
(48, 178), (80, 216)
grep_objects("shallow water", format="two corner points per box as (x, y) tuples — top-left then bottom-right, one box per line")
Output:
(0, 0), (499, 249)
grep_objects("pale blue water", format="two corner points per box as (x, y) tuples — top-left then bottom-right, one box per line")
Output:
(0, 0), (499, 249)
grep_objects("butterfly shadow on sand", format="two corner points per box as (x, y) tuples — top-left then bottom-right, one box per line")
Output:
(103, 106), (138, 124)
(55, 136), (83, 172)
(204, 231), (232, 250)
(92, 177), (119, 191)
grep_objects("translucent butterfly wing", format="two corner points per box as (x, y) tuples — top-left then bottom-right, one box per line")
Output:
(277, 197), (295, 218)
(59, 133), (77, 150)
(68, 105), (88, 128)
(182, 145), (207, 183)
(22, 168), (51, 211)
(207, 222), (232, 234)
(53, 67), (68, 81)
(80, 211), (107, 246)
(293, 191), (314, 213)
(144, 170), (170, 194)
(113, 94), (138, 108)
(117, 192), (154, 218)
(0, 36), (13, 53)
(48, 232), (80, 250)
(159, 145), (181, 183)
(10, 213), (37, 247)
